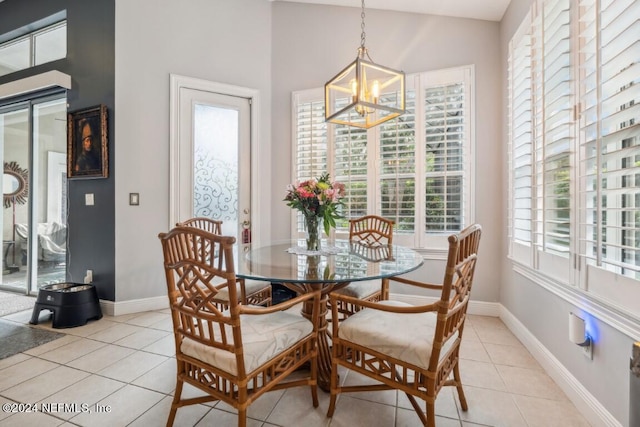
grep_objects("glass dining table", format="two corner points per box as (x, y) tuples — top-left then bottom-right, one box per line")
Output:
(236, 239), (424, 391)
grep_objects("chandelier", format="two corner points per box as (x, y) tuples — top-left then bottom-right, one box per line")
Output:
(324, 0), (406, 129)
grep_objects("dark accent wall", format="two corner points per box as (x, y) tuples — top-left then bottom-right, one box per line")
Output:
(0, 0), (116, 300)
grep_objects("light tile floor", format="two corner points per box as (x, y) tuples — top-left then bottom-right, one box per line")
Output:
(0, 309), (592, 427)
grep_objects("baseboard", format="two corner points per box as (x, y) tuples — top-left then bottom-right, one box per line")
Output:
(390, 293), (501, 317)
(99, 295), (168, 317)
(100, 293), (498, 318)
(499, 306), (621, 427)
(391, 294), (619, 426)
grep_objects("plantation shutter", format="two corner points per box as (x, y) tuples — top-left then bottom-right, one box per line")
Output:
(506, 0), (640, 313)
(509, 16), (534, 253)
(379, 90), (416, 233)
(424, 82), (466, 232)
(333, 124), (368, 230)
(579, 0), (640, 280)
(532, 0), (573, 258)
(294, 93), (327, 232)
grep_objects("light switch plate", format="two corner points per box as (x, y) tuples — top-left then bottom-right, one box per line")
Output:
(85, 193), (94, 206)
(129, 193), (139, 206)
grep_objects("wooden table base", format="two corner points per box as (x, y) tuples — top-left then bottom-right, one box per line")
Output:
(281, 281), (348, 392)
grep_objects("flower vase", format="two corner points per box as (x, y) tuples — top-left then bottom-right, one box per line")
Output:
(305, 255), (321, 279)
(304, 215), (322, 251)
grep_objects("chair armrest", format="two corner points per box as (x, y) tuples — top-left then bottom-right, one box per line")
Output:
(239, 290), (322, 335)
(387, 275), (443, 290)
(329, 291), (439, 314)
(239, 290), (320, 315)
(213, 281), (230, 291)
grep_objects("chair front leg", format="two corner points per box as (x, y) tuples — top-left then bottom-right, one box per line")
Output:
(166, 377), (183, 427)
(326, 352), (339, 417)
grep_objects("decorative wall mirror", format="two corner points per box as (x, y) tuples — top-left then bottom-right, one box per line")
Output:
(3, 161), (29, 208)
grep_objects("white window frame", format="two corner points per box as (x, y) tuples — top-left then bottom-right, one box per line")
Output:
(0, 20), (67, 78)
(291, 65), (475, 253)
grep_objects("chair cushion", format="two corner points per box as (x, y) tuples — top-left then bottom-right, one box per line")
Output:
(333, 280), (380, 299)
(180, 310), (312, 375)
(338, 300), (456, 370)
(215, 279), (270, 302)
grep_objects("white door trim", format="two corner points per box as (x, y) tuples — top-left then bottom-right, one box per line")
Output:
(169, 74), (262, 247)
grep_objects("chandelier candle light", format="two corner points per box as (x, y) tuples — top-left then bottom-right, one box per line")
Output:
(284, 173), (345, 251)
(324, 0), (406, 129)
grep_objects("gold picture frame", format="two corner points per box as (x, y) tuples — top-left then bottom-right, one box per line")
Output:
(3, 161), (29, 208)
(67, 104), (108, 178)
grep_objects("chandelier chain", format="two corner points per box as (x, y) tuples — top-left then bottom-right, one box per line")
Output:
(360, 0), (366, 49)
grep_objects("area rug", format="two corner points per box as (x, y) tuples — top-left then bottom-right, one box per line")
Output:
(0, 319), (65, 359)
(0, 290), (36, 317)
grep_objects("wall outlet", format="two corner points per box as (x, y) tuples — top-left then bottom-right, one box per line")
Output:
(582, 340), (593, 360)
(84, 269), (93, 284)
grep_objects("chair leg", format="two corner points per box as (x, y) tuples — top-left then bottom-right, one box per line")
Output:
(326, 361), (338, 417)
(237, 384), (249, 427)
(238, 408), (247, 427)
(166, 378), (183, 427)
(426, 402), (436, 427)
(406, 393), (428, 426)
(310, 353), (319, 407)
(453, 363), (468, 411)
(327, 392), (337, 417)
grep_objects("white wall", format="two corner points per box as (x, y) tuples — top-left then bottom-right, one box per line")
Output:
(114, 0), (272, 302)
(500, 0), (637, 424)
(271, 2), (503, 303)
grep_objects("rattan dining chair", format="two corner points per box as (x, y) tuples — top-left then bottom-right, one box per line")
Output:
(327, 223), (482, 426)
(177, 217), (272, 309)
(330, 215), (395, 320)
(159, 227), (320, 427)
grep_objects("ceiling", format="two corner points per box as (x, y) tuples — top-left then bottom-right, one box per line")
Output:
(0, 1), (511, 22)
(271, 0), (512, 22)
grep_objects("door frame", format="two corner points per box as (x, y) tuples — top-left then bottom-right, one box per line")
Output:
(169, 74), (263, 248)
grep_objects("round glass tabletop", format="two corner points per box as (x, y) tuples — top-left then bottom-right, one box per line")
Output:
(237, 239), (423, 284)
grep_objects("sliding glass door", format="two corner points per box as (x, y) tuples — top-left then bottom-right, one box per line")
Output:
(0, 93), (67, 294)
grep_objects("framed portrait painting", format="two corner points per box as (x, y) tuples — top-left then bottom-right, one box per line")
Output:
(67, 104), (108, 178)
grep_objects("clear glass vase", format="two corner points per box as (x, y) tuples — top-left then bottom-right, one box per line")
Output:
(304, 215), (321, 251)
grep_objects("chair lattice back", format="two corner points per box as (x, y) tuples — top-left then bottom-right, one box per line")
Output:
(429, 223), (482, 378)
(349, 215), (394, 246)
(349, 240), (394, 262)
(159, 227), (240, 354)
(177, 217), (223, 235)
(330, 215), (396, 315)
(176, 217), (273, 309)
